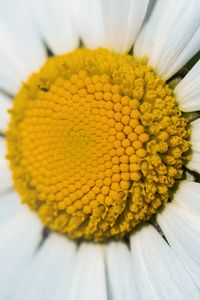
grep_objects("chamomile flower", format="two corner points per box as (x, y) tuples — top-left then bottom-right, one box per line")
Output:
(1, 0), (200, 299)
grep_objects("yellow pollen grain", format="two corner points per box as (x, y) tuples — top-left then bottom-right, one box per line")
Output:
(7, 48), (190, 242)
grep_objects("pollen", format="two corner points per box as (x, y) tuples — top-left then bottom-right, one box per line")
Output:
(6, 48), (191, 241)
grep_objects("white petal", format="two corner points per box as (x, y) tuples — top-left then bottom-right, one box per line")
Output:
(0, 0), (46, 94)
(106, 241), (137, 300)
(134, 0), (165, 59)
(175, 59), (200, 112)
(0, 190), (20, 227)
(190, 118), (200, 152)
(157, 199), (200, 289)
(101, 0), (149, 53)
(0, 139), (13, 192)
(12, 233), (77, 300)
(69, 243), (107, 300)
(75, 0), (149, 52)
(187, 118), (200, 173)
(28, 0), (79, 54)
(187, 152), (200, 173)
(0, 92), (11, 132)
(135, 0), (200, 79)
(73, 0), (105, 49)
(170, 181), (200, 219)
(130, 225), (199, 299)
(0, 209), (42, 299)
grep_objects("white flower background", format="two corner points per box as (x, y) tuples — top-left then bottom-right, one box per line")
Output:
(1, 0), (200, 299)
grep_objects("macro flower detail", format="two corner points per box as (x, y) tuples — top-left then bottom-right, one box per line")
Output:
(1, 0), (200, 299)
(7, 48), (190, 241)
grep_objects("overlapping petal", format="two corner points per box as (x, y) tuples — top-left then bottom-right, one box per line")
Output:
(74, 0), (149, 52)
(130, 225), (199, 299)
(158, 181), (200, 289)
(135, 0), (200, 79)
(27, 0), (79, 54)
(12, 233), (77, 300)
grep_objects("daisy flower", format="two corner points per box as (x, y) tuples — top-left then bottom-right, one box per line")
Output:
(1, 0), (200, 299)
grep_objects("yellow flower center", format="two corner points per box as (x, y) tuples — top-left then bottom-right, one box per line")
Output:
(7, 48), (190, 241)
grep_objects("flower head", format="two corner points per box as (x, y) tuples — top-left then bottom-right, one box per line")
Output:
(0, 0), (200, 299)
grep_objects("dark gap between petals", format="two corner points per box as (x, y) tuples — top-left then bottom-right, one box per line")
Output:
(149, 218), (170, 246)
(0, 131), (5, 138)
(142, 0), (157, 26)
(43, 41), (54, 57)
(167, 50), (200, 84)
(36, 226), (51, 251)
(128, 45), (134, 55)
(184, 111), (200, 123)
(185, 50), (200, 71)
(0, 88), (14, 99)
(79, 39), (84, 48)
(166, 68), (188, 84)
(184, 166), (200, 183)
(123, 235), (131, 250)
(75, 239), (82, 249)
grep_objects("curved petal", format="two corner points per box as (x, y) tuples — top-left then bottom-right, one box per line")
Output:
(130, 225), (199, 299)
(134, 0), (200, 80)
(0, 139), (13, 192)
(175, 59), (200, 112)
(12, 233), (77, 300)
(74, 0), (149, 53)
(69, 243), (107, 300)
(157, 185), (200, 289)
(105, 241), (138, 300)
(0, 0), (46, 94)
(0, 92), (11, 132)
(0, 209), (42, 299)
(187, 118), (200, 173)
(27, 0), (79, 54)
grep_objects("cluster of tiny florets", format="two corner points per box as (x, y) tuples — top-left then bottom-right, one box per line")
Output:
(7, 49), (190, 241)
